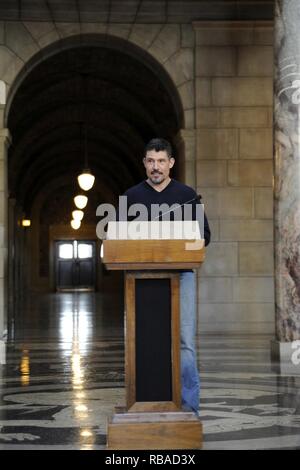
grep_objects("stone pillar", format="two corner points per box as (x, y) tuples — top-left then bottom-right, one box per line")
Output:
(7, 198), (16, 338)
(0, 128), (10, 364)
(272, 0), (300, 371)
(174, 129), (196, 188)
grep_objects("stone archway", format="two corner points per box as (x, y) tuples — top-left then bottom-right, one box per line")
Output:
(0, 29), (195, 348)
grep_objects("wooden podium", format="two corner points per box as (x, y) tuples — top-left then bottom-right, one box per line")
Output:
(103, 222), (205, 450)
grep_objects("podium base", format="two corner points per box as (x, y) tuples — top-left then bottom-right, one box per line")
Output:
(106, 410), (202, 450)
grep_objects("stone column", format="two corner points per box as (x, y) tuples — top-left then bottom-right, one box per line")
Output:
(7, 198), (16, 338)
(0, 128), (10, 364)
(272, 0), (300, 371)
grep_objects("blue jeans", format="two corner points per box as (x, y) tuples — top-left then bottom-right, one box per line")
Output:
(180, 271), (200, 412)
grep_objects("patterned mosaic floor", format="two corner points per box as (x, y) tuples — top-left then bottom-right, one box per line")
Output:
(0, 292), (300, 450)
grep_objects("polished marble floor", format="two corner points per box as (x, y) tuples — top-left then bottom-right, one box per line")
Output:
(1, 292), (300, 450)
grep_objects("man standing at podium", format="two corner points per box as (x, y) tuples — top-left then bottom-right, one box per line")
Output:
(122, 137), (211, 416)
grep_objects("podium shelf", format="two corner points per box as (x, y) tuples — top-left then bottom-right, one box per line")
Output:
(103, 239), (205, 270)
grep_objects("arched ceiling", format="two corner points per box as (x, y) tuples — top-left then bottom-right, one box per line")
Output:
(7, 41), (182, 215)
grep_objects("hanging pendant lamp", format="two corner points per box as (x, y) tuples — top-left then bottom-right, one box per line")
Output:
(72, 210), (84, 221)
(71, 219), (81, 230)
(78, 169), (95, 191)
(74, 194), (88, 209)
(77, 80), (95, 191)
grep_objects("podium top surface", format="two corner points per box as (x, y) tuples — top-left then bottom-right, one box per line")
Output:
(103, 222), (205, 270)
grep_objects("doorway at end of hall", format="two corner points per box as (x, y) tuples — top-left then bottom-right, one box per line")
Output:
(55, 240), (96, 291)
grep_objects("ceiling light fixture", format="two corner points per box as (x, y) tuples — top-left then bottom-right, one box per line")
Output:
(71, 219), (81, 230)
(74, 195), (88, 209)
(77, 75), (95, 191)
(22, 219), (31, 227)
(72, 210), (84, 221)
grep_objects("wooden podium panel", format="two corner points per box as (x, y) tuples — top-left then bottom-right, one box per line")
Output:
(125, 272), (180, 412)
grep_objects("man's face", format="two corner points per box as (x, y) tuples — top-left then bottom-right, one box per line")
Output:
(143, 150), (175, 185)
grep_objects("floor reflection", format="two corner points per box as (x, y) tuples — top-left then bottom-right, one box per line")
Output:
(1, 293), (300, 449)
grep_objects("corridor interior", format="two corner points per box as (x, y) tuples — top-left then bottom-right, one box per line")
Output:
(0, 291), (300, 450)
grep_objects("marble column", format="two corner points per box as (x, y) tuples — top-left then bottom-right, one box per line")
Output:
(272, 0), (300, 368)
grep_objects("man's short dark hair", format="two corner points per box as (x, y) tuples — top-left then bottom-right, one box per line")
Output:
(144, 138), (172, 158)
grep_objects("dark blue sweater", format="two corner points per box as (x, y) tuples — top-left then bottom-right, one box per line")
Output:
(122, 179), (211, 246)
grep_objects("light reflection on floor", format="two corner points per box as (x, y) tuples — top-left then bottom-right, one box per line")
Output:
(0, 292), (300, 450)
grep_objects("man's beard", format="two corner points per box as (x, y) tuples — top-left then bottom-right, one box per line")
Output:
(150, 172), (164, 184)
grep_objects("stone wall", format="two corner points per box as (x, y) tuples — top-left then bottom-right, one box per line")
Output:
(194, 22), (274, 333)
